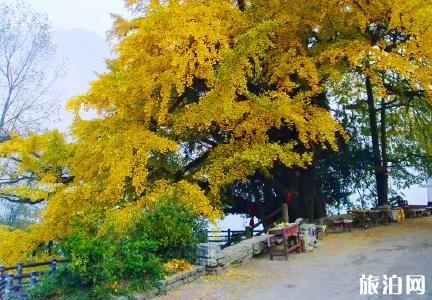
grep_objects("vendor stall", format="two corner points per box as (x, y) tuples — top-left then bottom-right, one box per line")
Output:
(268, 224), (301, 260)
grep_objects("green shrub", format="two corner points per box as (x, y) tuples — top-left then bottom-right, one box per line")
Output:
(141, 198), (208, 262)
(65, 232), (163, 287)
(28, 269), (98, 300)
(29, 198), (207, 298)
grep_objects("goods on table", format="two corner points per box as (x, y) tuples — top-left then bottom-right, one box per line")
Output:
(273, 222), (296, 229)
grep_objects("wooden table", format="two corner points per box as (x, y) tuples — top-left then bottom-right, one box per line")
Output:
(403, 206), (432, 218)
(332, 220), (344, 232)
(368, 208), (393, 224)
(343, 220), (353, 231)
(268, 224), (301, 260)
(349, 210), (373, 228)
(316, 225), (327, 239)
(332, 220), (353, 232)
(406, 208), (425, 218)
(368, 210), (380, 226)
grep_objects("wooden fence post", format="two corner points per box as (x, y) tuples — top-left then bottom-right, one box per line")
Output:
(48, 241), (53, 256)
(50, 259), (58, 274)
(245, 226), (252, 238)
(282, 203), (289, 223)
(5, 273), (13, 297)
(16, 263), (23, 285)
(30, 271), (37, 285)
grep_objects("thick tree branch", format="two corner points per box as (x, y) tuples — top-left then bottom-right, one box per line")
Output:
(174, 150), (210, 181)
(237, 0), (246, 12)
(0, 193), (46, 205)
(0, 176), (34, 185)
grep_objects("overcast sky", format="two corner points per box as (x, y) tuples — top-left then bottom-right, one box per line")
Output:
(30, 0), (129, 38)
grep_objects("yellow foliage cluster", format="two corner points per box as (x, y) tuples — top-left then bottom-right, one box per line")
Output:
(0, 131), (72, 203)
(0, 225), (37, 265)
(163, 259), (193, 276)
(0, 0), (431, 265)
(314, 0), (432, 99)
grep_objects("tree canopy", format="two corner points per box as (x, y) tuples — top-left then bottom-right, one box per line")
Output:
(0, 0), (431, 265)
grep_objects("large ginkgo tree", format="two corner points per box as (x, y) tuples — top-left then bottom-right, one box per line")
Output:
(0, 0), (431, 264)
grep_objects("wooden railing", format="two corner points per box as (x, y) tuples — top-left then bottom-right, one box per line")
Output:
(207, 229), (262, 248)
(0, 258), (69, 299)
(251, 206), (283, 235)
(206, 206), (284, 248)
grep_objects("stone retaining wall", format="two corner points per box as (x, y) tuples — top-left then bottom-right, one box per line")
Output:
(158, 265), (206, 293)
(196, 235), (268, 274)
(133, 235), (269, 298)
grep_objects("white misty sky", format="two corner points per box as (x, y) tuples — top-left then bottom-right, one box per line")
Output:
(30, 0), (129, 38)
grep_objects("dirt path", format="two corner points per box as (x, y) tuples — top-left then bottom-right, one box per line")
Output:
(157, 218), (432, 300)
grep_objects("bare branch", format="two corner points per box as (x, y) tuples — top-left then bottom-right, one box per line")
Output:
(0, 1), (61, 135)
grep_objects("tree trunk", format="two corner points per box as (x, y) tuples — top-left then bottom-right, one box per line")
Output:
(365, 76), (387, 206)
(282, 203), (289, 222)
(380, 98), (389, 205)
(289, 167), (326, 221)
(237, 0), (246, 11)
(255, 199), (268, 229)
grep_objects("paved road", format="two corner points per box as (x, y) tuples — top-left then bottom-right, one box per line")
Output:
(158, 218), (432, 300)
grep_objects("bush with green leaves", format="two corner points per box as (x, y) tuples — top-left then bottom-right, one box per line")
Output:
(141, 198), (208, 262)
(65, 231), (163, 287)
(28, 199), (207, 298)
